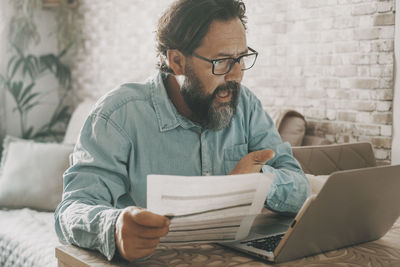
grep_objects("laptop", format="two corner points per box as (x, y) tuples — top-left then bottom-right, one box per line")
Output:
(221, 164), (400, 263)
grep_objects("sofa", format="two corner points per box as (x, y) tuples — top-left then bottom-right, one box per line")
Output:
(0, 99), (376, 267)
(0, 100), (96, 267)
(271, 109), (332, 147)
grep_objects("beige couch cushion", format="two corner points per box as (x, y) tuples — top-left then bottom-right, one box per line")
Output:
(63, 99), (96, 145)
(292, 142), (376, 175)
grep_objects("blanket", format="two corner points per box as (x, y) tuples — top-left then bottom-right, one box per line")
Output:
(0, 208), (60, 267)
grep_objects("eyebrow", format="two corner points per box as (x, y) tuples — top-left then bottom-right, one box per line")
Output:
(215, 48), (249, 58)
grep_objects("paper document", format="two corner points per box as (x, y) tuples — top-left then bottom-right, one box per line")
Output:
(147, 173), (274, 244)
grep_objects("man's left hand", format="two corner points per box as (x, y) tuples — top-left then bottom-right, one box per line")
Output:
(229, 149), (275, 174)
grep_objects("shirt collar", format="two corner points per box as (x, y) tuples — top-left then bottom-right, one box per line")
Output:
(150, 71), (200, 132)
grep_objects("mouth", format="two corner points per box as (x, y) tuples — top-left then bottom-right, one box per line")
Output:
(215, 89), (232, 103)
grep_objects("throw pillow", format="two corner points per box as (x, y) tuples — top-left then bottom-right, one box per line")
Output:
(279, 115), (306, 147)
(0, 136), (73, 211)
(305, 174), (329, 195)
(270, 109), (307, 146)
(0, 135), (23, 177)
(63, 99), (96, 145)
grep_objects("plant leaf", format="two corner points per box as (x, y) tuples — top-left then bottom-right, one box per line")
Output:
(34, 130), (65, 139)
(57, 42), (73, 58)
(39, 55), (51, 71)
(8, 81), (23, 101)
(18, 82), (35, 102)
(26, 54), (39, 78)
(12, 43), (24, 57)
(23, 126), (34, 139)
(10, 57), (24, 80)
(39, 53), (72, 88)
(50, 105), (70, 125)
(7, 55), (18, 75)
(21, 92), (40, 106)
(32, 55), (42, 74)
(57, 106), (70, 120)
(23, 101), (40, 113)
(0, 73), (5, 86)
(23, 55), (35, 80)
(57, 62), (71, 88)
(40, 54), (56, 73)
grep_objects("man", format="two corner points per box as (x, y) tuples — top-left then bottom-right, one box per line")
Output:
(55, 0), (311, 262)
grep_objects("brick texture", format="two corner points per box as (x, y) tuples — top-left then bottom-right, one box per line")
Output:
(244, 0), (395, 163)
(71, 0), (395, 163)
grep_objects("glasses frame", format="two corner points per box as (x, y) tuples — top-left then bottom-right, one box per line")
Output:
(192, 46), (258, 75)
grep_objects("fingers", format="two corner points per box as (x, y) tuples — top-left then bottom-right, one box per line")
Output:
(115, 207), (171, 262)
(252, 149), (275, 165)
(229, 149), (275, 175)
(126, 207), (170, 228)
(119, 208), (170, 238)
(122, 220), (170, 239)
(125, 235), (161, 249)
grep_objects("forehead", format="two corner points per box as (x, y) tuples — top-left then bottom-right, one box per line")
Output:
(196, 18), (247, 56)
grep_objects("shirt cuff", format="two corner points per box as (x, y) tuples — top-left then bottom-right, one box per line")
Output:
(102, 208), (123, 260)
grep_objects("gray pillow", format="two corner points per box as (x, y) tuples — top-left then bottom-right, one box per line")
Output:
(0, 136), (73, 211)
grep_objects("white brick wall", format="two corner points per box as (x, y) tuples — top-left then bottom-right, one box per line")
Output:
(70, 0), (176, 101)
(392, 0), (400, 164)
(0, 1), (8, 143)
(72, 0), (395, 163)
(244, 0), (395, 163)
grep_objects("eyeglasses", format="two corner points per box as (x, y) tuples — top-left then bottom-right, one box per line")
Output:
(192, 47), (258, 75)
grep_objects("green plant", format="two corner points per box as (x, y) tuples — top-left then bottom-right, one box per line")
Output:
(9, 0), (82, 52)
(0, 0), (80, 141)
(52, 0), (81, 52)
(8, 0), (42, 51)
(0, 44), (72, 140)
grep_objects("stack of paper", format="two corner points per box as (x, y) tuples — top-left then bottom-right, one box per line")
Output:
(147, 173), (274, 244)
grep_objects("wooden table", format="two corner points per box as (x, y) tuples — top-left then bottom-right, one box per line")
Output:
(56, 217), (400, 267)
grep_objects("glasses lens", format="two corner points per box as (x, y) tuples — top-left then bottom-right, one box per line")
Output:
(241, 54), (257, 70)
(212, 52), (258, 75)
(213, 59), (234, 75)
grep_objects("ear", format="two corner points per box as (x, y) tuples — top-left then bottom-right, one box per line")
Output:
(167, 49), (186, 76)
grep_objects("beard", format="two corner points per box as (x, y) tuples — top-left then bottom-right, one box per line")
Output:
(180, 64), (240, 131)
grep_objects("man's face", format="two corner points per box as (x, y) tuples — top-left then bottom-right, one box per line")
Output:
(180, 18), (247, 131)
(180, 63), (240, 130)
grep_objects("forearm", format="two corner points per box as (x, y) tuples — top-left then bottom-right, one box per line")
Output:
(54, 199), (122, 260)
(251, 135), (311, 214)
(262, 165), (311, 214)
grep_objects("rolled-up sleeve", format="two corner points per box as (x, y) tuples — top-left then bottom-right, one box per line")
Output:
(54, 113), (131, 260)
(262, 142), (311, 214)
(248, 97), (311, 214)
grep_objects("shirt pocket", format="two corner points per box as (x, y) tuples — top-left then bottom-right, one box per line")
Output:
(223, 143), (248, 174)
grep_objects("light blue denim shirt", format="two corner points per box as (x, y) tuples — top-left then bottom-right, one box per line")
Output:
(54, 71), (311, 260)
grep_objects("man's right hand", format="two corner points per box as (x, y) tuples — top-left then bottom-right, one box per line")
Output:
(230, 149), (275, 174)
(115, 207), (170, 262)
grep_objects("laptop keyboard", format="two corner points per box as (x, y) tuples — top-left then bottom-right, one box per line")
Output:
(242, 234), (284, 252)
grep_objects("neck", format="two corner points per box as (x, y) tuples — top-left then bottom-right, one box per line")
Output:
(165, 75), (199, 122)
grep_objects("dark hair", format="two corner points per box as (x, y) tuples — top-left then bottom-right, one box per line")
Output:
(156, 0), (247, 74)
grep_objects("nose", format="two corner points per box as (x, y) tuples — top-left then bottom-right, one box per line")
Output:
(224, 61), (243, 84)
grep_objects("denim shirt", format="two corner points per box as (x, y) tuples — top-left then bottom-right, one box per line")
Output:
(54, 71), (311, 260)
